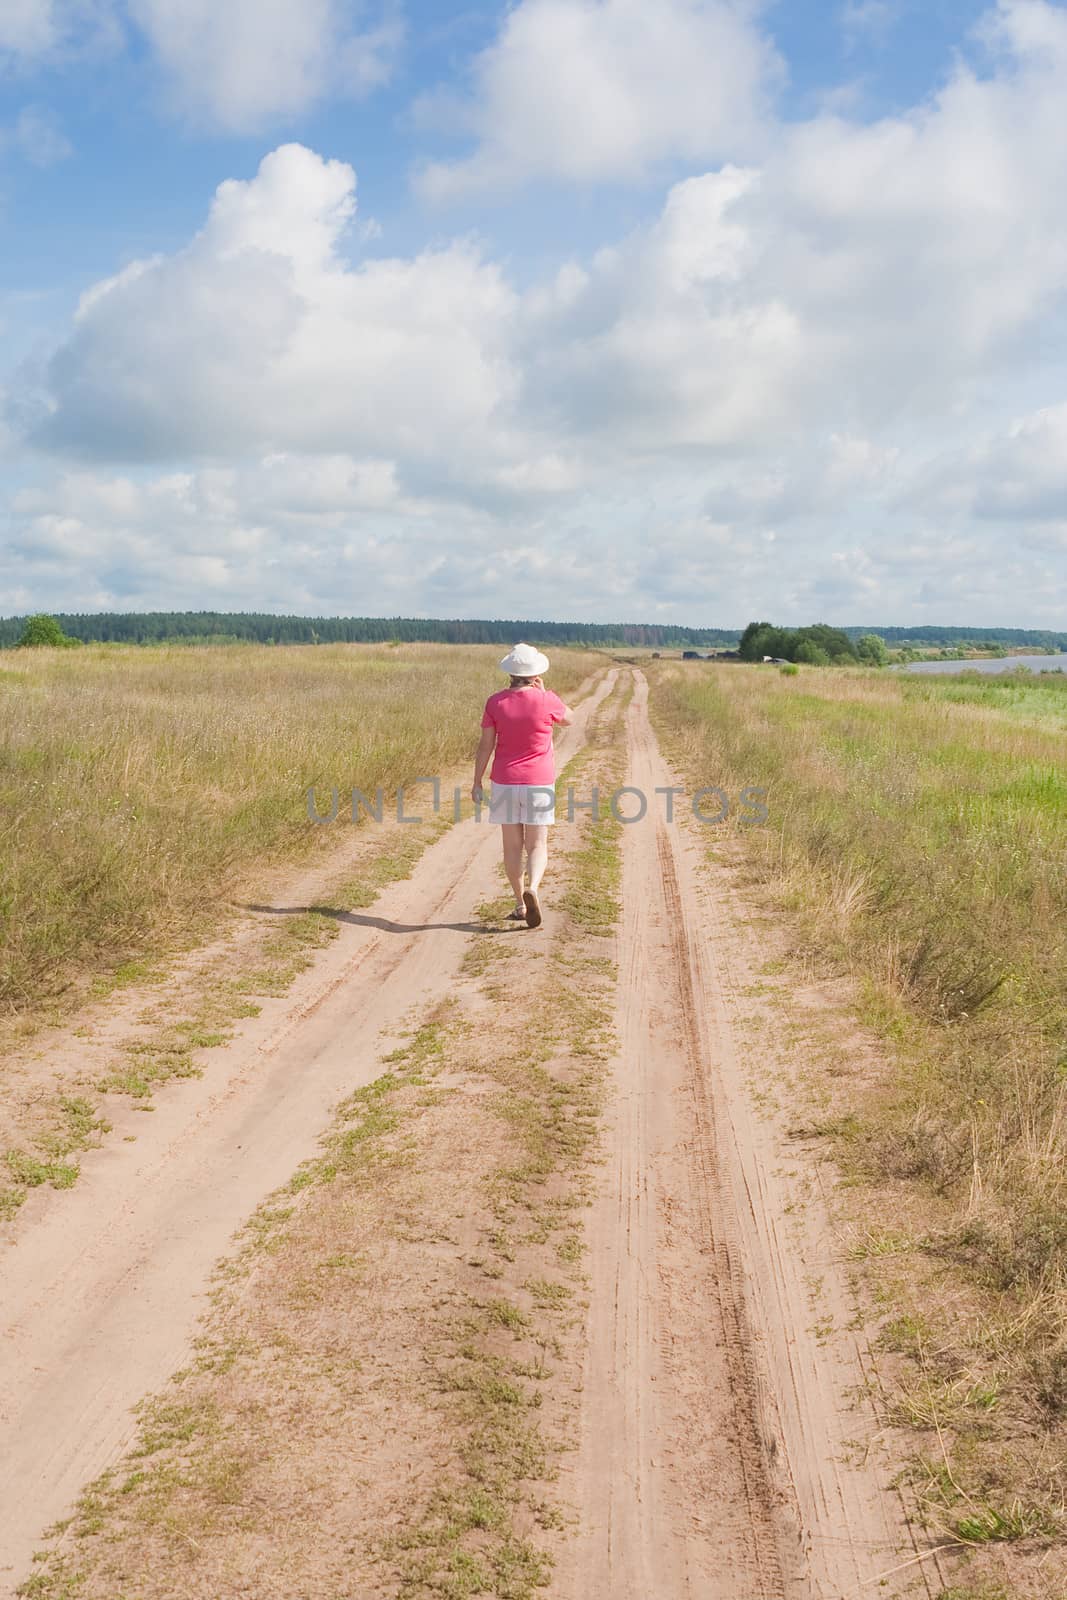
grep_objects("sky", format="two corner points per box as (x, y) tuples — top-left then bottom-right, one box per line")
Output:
(1, 0), (1066, 629)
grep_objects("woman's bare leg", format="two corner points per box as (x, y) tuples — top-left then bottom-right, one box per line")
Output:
(501, 823), (526, 909)
(524, 824), (549, 894)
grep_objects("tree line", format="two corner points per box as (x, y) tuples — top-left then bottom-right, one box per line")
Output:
(841, 624), (1067, 649)
(3, 612), (1063, 653)
(0, 612), (740, 650)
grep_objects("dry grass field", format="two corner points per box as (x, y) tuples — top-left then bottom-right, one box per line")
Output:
(0, 642), (601, 1026)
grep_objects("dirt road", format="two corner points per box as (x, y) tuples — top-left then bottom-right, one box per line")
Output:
(2, 665), (941, 1598)
(558, 673), (943, 1599)
(0, 677), (615, 1589)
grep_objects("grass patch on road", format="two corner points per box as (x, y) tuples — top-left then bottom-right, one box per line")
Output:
(397, 684), (625, 1597)
(556, 676), (626, 935)
(2, 1097), (111, 1216)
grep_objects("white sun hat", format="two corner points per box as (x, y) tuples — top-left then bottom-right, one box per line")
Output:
(499, 641), (550, 677)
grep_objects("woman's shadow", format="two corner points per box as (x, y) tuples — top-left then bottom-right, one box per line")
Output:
(240, 904), (520, 936)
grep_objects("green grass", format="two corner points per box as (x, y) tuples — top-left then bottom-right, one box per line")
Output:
(650, 662), (1066, 1288)
(3, 1097), (111, 1209)
(953, 1503), (1056, 1544)
(899, 667), (1067, 730)
(649, 660), (1067, 1576)
(935, 1586), (1011, 1600)
(556, 682), (626, 934)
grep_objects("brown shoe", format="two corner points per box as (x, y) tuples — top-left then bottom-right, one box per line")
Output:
(522, 889), (542, 929)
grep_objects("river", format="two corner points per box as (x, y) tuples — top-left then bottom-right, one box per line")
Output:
(898, 653), (1067, 675)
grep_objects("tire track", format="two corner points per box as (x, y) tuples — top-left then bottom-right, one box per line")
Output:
(558, 671), (788, 1598)
(656, 823), (790, 1598)
(557, 668), (941, 1600)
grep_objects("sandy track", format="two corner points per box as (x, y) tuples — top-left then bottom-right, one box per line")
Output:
(0, 672), (616, 1592)
(557, 672), (944, 1600)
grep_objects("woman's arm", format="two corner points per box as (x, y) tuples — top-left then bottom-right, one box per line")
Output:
(472, 725), (496, 802)
(532, 676), (573, 726)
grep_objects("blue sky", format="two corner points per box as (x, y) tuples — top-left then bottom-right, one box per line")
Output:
(2, 0), (1066, 626)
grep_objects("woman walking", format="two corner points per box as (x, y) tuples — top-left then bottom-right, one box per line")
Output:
(472, 643), (572, 928)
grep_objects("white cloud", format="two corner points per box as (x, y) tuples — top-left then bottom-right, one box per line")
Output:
(3, 457), (493, 615)
(414, 0), (781, 200)
(0, 0), (63, 58)
(515, 5), (1067, 455)
(903, 403), (1067, 522)
(36, 143), (520, 472)
(29, 8), (1067, 467)
(127, 0), (403, 131)
(7, 1), (1067, 625)
(1, 1), (399, 130)
(6, 429), (1067, 624)
(0, 0), (119, 66)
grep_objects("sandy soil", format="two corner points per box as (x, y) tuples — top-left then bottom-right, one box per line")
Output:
(2, 664), (947, 1599)
(554, 672), (948, 1600)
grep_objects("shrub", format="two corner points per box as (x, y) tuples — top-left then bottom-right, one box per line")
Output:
(17, 614), (78, 649)
(795, 640), (831, 666)
(857, 633), (889, 666)
(738, 620), (859, 666)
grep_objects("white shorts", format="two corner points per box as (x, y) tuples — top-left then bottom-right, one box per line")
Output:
(486, 782), (556, 825)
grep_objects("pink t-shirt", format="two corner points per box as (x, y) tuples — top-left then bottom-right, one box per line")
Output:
(481, 687), (568, 785)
